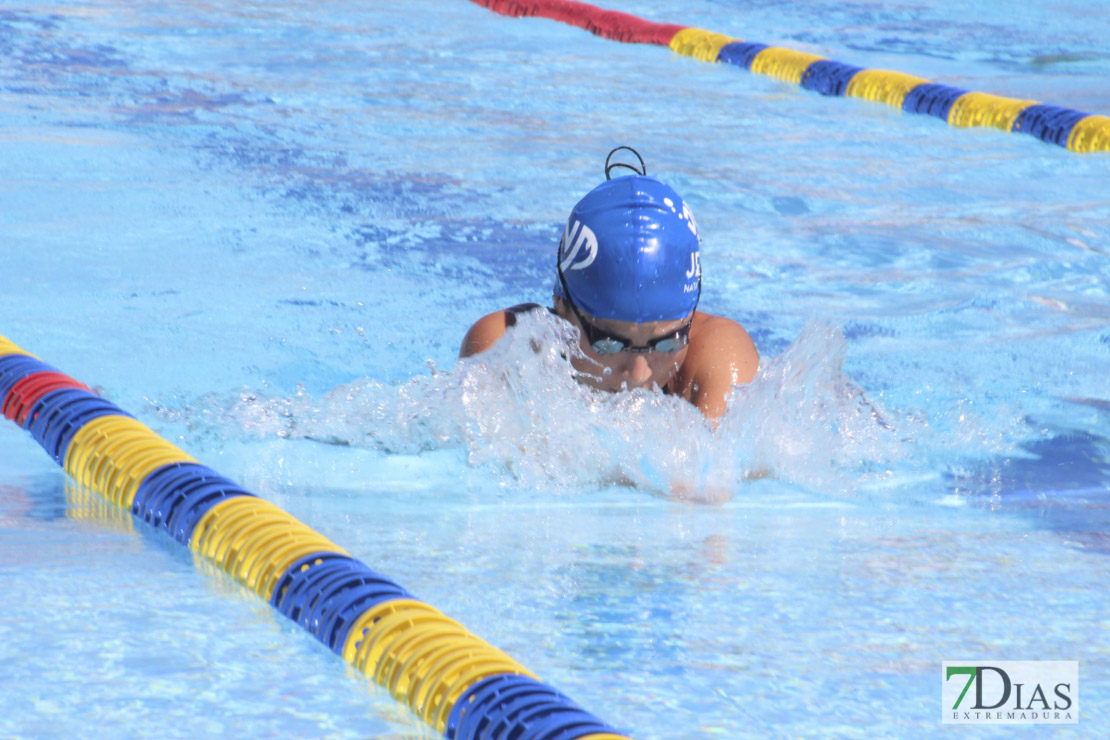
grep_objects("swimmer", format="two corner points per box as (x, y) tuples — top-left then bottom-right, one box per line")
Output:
(460, 147), (759, 421)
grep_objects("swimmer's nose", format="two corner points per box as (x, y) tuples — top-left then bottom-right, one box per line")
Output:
(624, 353), (653, 386)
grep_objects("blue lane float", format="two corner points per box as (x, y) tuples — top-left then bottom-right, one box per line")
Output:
(800, 60), (865, 97)
(0, 334), (630, 740)
(901, 83), (971, 121)
(130, 461), (255, 541)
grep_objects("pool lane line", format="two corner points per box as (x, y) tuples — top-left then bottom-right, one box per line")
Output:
(0, 336), (633, 740)
(469, 0), (1110, 153)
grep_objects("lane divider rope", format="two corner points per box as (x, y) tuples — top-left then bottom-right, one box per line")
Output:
(0, 335), (633, 740)
(469, 0), (1110, 153)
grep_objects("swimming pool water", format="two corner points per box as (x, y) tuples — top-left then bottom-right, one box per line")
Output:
(2, 0), (1109, 737)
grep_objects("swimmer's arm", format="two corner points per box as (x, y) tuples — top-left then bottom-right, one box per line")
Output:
(459, 310), (511, 358)
(688, 317), (760, 421)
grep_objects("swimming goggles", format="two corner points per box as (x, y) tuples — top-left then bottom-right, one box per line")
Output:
(556, 267), (692, 355)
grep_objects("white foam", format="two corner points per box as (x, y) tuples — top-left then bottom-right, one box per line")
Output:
(153, 312), (1038, 505)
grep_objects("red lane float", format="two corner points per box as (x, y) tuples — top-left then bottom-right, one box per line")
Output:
(470, 0), (685, 45)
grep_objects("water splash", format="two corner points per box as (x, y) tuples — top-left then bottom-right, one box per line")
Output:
(718, 320), (905, 492)
(152, 312), (1035, 503)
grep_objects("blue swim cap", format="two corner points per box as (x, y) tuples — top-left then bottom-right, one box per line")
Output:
(554, 175), (701, 322)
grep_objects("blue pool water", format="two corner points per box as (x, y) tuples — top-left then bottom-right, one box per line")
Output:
(2, 0), (1109, 737)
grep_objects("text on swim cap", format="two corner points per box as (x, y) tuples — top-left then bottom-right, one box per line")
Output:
(559, 218), (598, 272)
(662, 197), (700, 239)
(686, 251), (701, 280)
(683, 202), (698, 238)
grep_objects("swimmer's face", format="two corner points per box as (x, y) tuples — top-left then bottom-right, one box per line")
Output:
(556, 299), (691, 393)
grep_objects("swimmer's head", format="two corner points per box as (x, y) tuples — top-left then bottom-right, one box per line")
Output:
(554, 149), (701, 323)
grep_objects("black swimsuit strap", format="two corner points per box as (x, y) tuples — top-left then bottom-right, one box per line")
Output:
(504, 302), (551, 327)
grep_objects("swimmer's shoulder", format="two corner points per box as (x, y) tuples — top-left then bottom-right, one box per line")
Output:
(671, 311), (760, 418)
(459, 303), (550, 358)
(687, 311), (759, 381)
